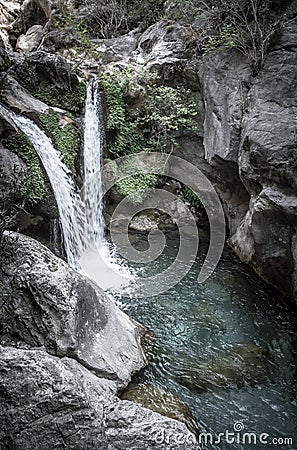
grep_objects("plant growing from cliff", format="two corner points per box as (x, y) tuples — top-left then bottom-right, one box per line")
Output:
(34, 82), (86, 114)
(101, 68), (198, 156)
(165, 0), (288, 74)
(101, 68), (198, 203)
(82, 0), (164, 38)
(180, 185), (202, 209)
(39, 109), (80, 170)
(2, 133), (45, 204)
(202, 24), (237, 53)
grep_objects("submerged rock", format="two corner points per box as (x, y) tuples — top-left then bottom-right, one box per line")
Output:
(121, 383), (198, 434)
(177, 344), (271, 393)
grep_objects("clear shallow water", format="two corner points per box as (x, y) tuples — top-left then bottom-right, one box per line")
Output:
(113, 226), (297, 450)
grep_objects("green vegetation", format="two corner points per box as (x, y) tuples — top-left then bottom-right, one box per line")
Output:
(165, 0), (288, 73)
(117, 172), (160, 204)
(39, 109), (80, 170)
(180, 186), (202, 209)
(202, 24), (237, 54)
(101, 68), (198, 204)
(3, 133), (45, 204)
(34, 82), (86, 114)
(101, 68), (198, 157)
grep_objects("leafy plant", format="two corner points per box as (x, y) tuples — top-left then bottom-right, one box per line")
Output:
(39, 109), (80, 170)
(180, 185), (202, 209)
(203, 24), (237, 53)
(110, 159), (160, 203)
(101, 68), (198, 156)
(34, 82), (86, 114)
(101, 68), (198, 203)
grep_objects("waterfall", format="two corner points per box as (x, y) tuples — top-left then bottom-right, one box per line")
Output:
(0, 81), (131, 291)
(0, 29), (13, 53)
(83, 79), (105, 246)
(0, 103), (86, 268)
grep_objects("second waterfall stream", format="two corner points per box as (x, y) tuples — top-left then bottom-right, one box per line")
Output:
(0, 79), (131, 291)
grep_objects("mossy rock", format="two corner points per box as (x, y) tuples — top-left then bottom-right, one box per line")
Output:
(120, 382), (198, 434)
(38, 108), (80, 171)
(177, 343), (272, 393)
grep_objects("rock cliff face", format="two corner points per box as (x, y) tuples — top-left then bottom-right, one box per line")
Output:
(199, 8), (297, 300)
(97, 1), (297, 303)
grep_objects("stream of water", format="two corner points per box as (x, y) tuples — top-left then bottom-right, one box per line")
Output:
(115, 226), (297, 450)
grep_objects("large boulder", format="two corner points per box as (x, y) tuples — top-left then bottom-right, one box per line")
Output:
(0, 74), (48, 113)
(0, 346), (199, 449)
(0, 231), (146, 387)
(16, 24), (44, 53)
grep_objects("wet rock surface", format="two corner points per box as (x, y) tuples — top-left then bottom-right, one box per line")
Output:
(0, 145), (26, 207)
(0, 231), (146, 386)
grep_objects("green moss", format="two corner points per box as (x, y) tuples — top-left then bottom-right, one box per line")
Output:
(117, 173), (160, 204)
(39, 109), (80, 170)
(3, 133), (45, 204)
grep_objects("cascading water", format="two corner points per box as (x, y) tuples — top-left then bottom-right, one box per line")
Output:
(83, 79), (105, 246)
(0, 103), (86, 268)
(79, 79), (133, 291)
(0, 80), (131, 290)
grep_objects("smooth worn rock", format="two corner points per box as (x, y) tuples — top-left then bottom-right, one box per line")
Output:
(0, 74), (48, 113)
(16, 24), (44, 53)
(177, 343), (271, 393)
(0, 231), (146, 387)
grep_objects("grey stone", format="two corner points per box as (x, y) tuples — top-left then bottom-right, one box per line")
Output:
(0, 231), (146, 387)
(0, 346), (199, 449)
(0, 145), (26, 207)
(16, 24), (44, 53)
